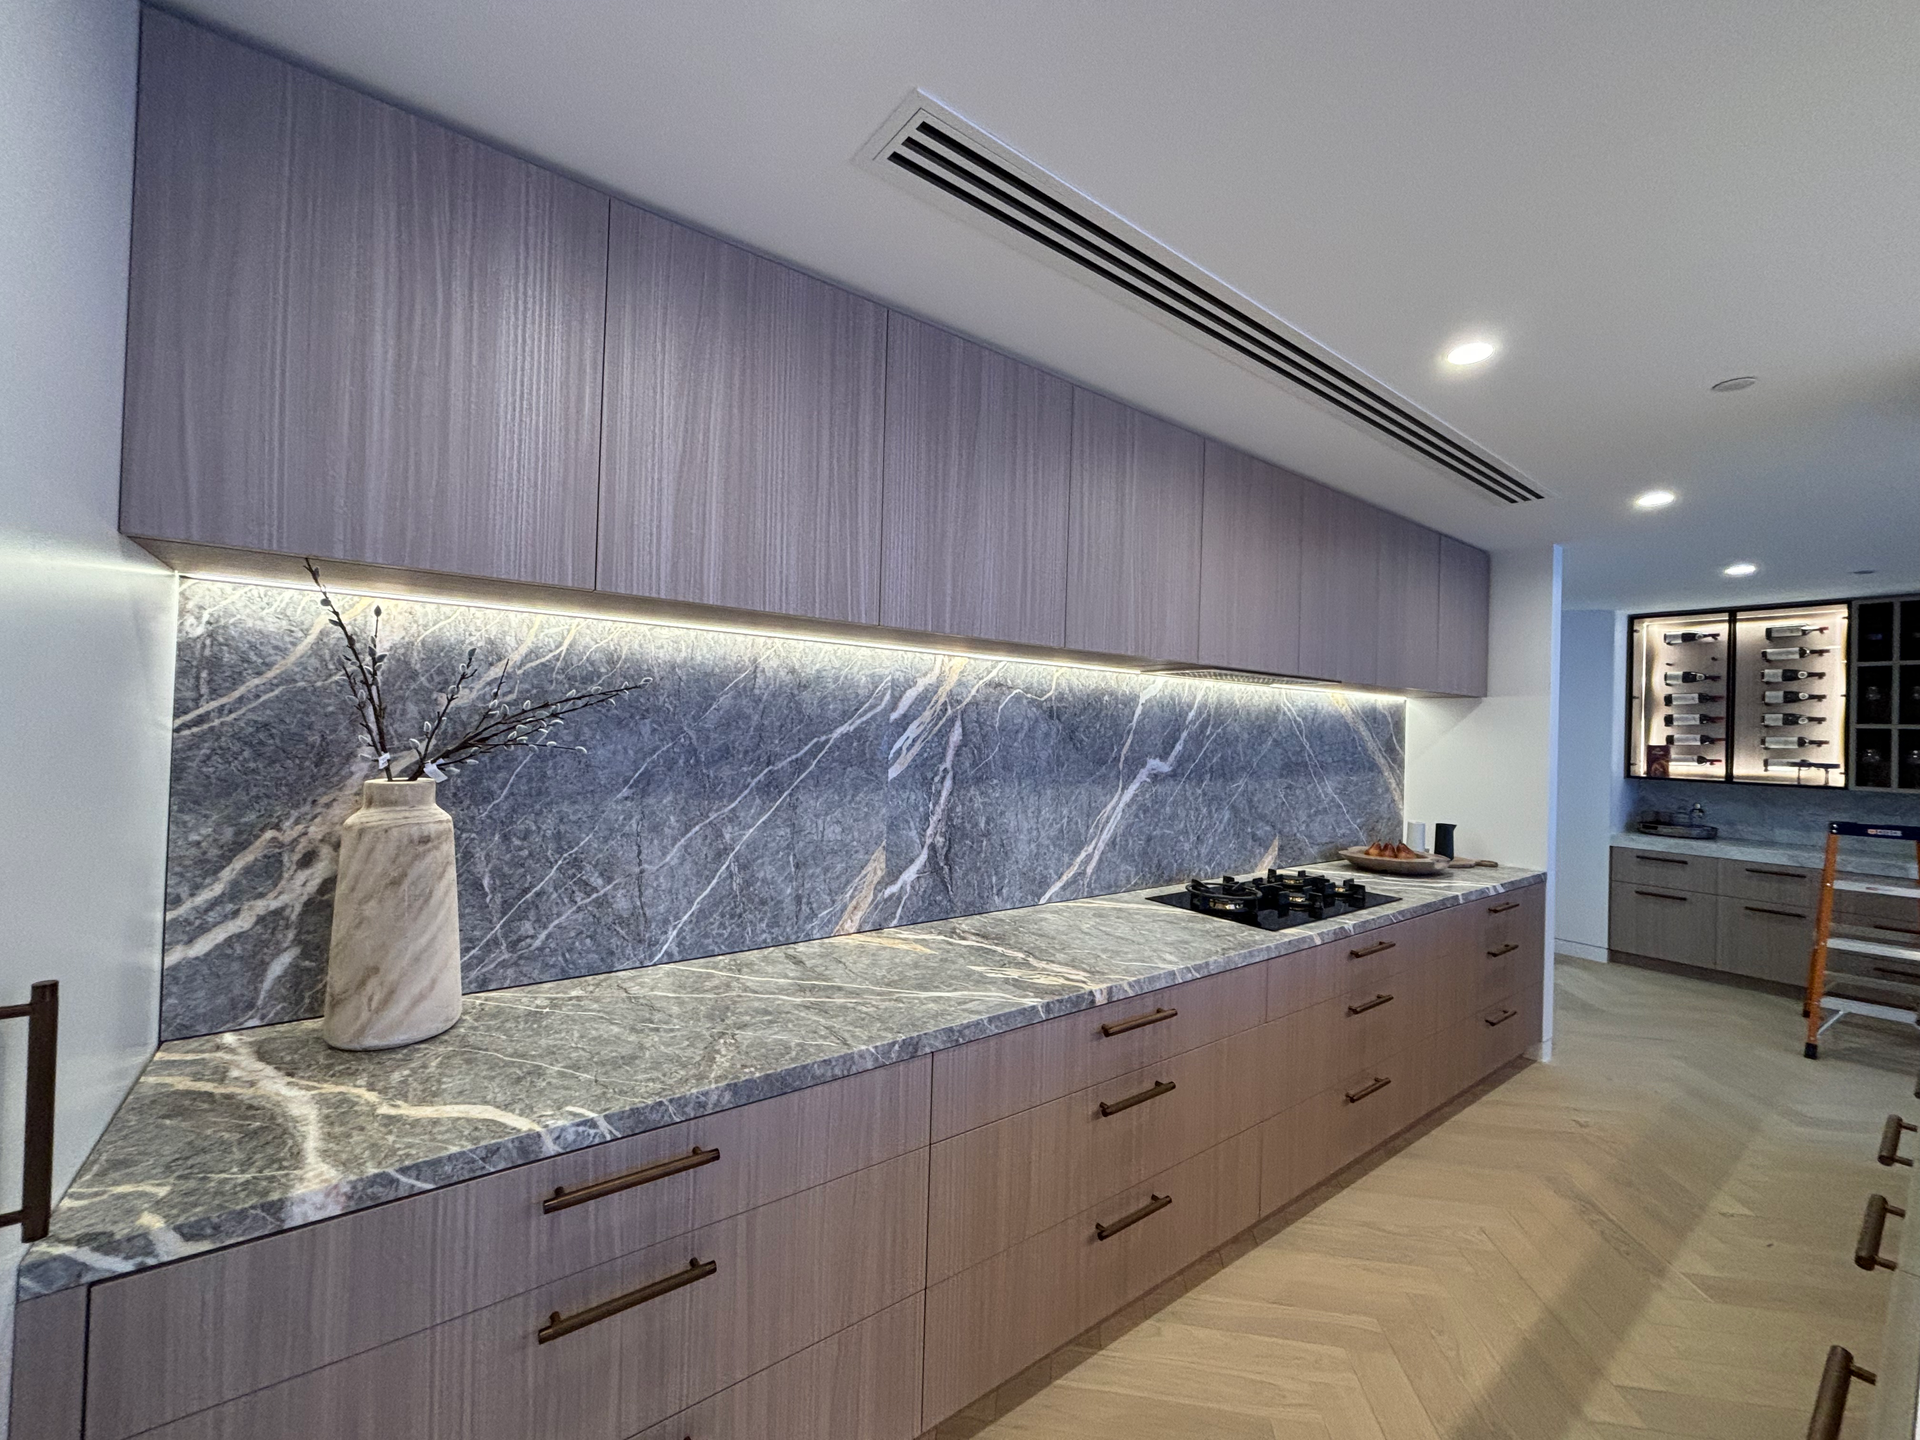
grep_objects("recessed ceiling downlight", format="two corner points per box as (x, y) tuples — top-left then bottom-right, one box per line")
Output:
(1722, 562), (1758, 577)
(1445, 340), (1497, 366)
(1633, 488), (1677, 510)
(1711, 376), (1758, 392)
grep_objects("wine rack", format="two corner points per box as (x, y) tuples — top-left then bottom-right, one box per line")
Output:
(1729, 602), (1847, 785)
(1627, 610), (1731, 781)
(1850, 593), (1920, 791)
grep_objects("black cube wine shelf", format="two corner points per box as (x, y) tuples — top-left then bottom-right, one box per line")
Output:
(1850, 593), (1920, 792)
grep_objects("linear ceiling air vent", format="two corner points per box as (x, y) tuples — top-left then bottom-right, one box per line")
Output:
(861, 94), (1544, 506)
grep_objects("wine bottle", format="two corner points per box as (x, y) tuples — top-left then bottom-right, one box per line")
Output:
(1761, 668), (1823, 682)
(1663, 714), (1723, 727)
(1663, 692), (1723, 705)
(1760, 713), (1825, 726)
(1664, 631), (1721, 645)
(1764, 624), (1827, 640)
(1667, 734), (1718, 747)
(1662, 670), (1721, 684)
(1761, 735), (1828, 749)
(1761, 646), (1828, 661)
(1763, 689), (1823, 704)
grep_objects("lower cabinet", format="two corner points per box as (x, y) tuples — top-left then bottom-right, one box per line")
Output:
(1717, 896), (1816, 986)
(34, 883), (1548, 1440)
(1609, 881), (1718, 967)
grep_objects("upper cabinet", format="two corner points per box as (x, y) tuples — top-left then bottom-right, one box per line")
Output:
(880, 317), (1072, 648)
(119, 12), (610, 588)
(596, 204), (888, 624)
(1196, 443), (1305, 677)
(1437, 536), (1492, 696)
(1296, 482), (1381, 687)
(1375, 511), (1442, 693)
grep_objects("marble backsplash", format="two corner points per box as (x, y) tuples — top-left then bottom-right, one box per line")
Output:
(1626, 776), (1920, 844)
(161, 579), (1405, 1040)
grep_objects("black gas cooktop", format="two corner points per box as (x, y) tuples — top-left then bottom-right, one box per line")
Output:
(1149, 870), (1398, 931)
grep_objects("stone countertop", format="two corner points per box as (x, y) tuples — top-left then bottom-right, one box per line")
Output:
(21, 862), (1542, 1300)
(1612, 831), (1920, 880)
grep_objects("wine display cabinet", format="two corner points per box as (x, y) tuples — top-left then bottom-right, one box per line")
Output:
(1851, 594), (1920, 791)
(1626, 600), (1851, 787)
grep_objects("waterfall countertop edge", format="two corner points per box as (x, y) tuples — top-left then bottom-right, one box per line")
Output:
(20, 862), (1544, 1300)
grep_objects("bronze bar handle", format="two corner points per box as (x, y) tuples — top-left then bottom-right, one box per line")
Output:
(1855, 1194), (1903, 1271)
(1349, 940), (1397, 959)
(1099, 1007), (1178, 1038)
(1345, 1076), (1391, 1104)
(1744, 905), (1808, 919)
(1633, 854), (1688, 864)
(1094, 1193), (1171, 1241)
(1488, 901), (1521, 914)
(1486, 943), (1520, 958)
(1745, 867), (1807, 879)
(1346, 993), (1394, 1016)
(1878, 1114), (1915, 1167)
(1485, 1008), (1518, 1028)
(1807, 1345), (1874, 1440)
(1098, 1079), (1177, 1117)
(538, 1258), (716, 1343)
(1634, 890), (1688, 901)
(0, 982), (58, 1243)
(545, 1146), (721, 1215)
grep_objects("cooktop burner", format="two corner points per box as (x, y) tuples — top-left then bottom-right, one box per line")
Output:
(1148, 870), (1398, 931)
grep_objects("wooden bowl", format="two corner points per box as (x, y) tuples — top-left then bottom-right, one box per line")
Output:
(1338, 846), (1453, 876)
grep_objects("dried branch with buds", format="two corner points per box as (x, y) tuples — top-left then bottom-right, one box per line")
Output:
(307, 561), (649, 782)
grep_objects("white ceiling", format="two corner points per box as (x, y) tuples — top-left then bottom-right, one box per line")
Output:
(163, 0), (1920, 612)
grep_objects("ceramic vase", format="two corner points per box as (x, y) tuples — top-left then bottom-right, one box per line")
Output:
(322, 778), (463, 1050)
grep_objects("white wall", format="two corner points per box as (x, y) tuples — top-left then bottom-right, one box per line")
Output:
(1405, 546), (1563, 1055)
(1553, 609), (1626, 961)
(0, 0), (174, 1424)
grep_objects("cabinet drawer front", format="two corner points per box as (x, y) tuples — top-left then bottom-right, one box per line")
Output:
(1715, 896), (1814, 986)
(131, 1153), (928, 1440)
(1836, 883), (1920, 937)
(1610, 847), (1716, 893)
(1718, 858), (1819, 908)
(931, 962), (1265, 1140)
(927, 1028), (1263, 1282)
(922, 1131), (1258, 1426)
(1268, 908), (1445, 1025)
(634, 1297), (923, 1440)
(1608, 881), (1717, 967)
(1258, 1055), (1414, 1215)
(85, 1059), (927, 1440)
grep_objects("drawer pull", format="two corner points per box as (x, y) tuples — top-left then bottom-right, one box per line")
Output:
(1633, 890), (1688, 901)
(1873, 964), (1920, 984)
(1871, 923), (1920, 936)
(1099, 1006), (1178, 1038)
(1633, 854), (1688, 864)
(538, 1257), (717, 1343)
(1485, 1008), (1518, 1028)
(1349, 940), (1397, 959)
(1346, 993), (1394, 1016)
(1743, 905), (1807, 920)
(1745, 867), (1806, 879)
(1486, 943), (1520, 958)
(544, 1146), (721, 1214)
(1095, 1192), (1172, 1241)
(1855, 1193), (1904, 1272)
(1878, 1113), (1915, 1167)
(1345, 1076), (1391, 1104)
(1807, 1345), (1874, 1440)
(1488, 901), (1521, 914)
(1098, 1079), (1177, 1117)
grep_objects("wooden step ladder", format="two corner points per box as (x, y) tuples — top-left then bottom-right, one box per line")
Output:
(1805, 821), (1920, 1058)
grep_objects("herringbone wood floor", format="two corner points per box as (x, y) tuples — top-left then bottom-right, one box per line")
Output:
(936, 956), (1917, 1440)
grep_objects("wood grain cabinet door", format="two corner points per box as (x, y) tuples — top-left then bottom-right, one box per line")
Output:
(120, 12), (610, 587)
(1296, 480), (1382, 685)
(1375, 512), (1441, 692)
(1436, 535), (1492, 696)
(1196, 441), (1306, 676)
(880, 315), (1073, 646)
(597, 202), (887, 623)
(1066, 390), (1205, 660)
